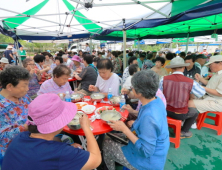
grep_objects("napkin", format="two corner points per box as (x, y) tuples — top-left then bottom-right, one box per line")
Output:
(90, 114), (101, 123)
(100, 99), (111, 104)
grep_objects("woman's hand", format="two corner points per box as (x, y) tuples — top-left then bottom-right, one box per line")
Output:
(89, 85), (97, 92)
(121, 88), (130, 95)
(79, 114), (91, 131)
(127, 120), (135, 128)
(108, 120), (128, 132)
(71, 143), (83, 149)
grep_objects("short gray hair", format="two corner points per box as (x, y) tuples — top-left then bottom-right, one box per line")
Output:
(131, 70), (159, 99)
(62, 54), (68, 59)
(23, 58), (33, 68)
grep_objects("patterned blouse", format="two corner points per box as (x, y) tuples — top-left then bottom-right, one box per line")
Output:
(0, 94), (31, 157)
(112, 58), (121, 74)
(27, 73), (40, 97)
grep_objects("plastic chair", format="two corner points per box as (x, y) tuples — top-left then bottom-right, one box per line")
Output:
(197, 111), (222, 135)
(167, 117), (181, 148)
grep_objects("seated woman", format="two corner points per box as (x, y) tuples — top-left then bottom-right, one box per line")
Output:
(71, 55), (85, 73)
(43, 52), (54, 66)
(34, 55), (50, 84)
(89, 59), (120, 97)
(23, 58), (41, 99)
(73, 54), (98, 96)
(49, 56), (64, 74)
(37, 65), (73, 95)
(103, 70), (169, 170)
(2, 94), (101, 170)
(0, 66), (31, 164)
(151, 57), (168, 79)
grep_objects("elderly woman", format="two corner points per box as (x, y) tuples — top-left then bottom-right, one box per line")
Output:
(111, 51), (122, 74)
(23, 58), (41, 99)
(0, 66), (31, 164)
(151, 57), (168, 79)
(73, 54), (98, 96)
(2, 94), (101, 170)
(89, 59), (120, 97)
(37, 65), (73, 95)
(71, 55), (85, 73)
(103, 70), (169, 170)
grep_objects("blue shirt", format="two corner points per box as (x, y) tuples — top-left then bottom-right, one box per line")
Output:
(2, 131), (90, 170)
(122, 97), (170, 170)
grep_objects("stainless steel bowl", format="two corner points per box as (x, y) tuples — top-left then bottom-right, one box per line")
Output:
(100, 110), (122, 124)
(90, 93), (105, 102)
(71, 93), (84, 102)
(109, 96), (121, 106)
(67, 111), (83, 130)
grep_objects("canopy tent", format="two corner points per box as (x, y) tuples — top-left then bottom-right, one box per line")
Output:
(0, 0), (212, 41)
(96, 0), (222, 40)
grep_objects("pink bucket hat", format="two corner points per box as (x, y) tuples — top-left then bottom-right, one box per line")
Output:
(27, 93), (77, 134)
(71, 55), (81, 62)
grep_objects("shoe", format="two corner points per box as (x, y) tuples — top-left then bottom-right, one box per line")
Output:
(180, 131), (192, 139)
(191, 123), (197, 129)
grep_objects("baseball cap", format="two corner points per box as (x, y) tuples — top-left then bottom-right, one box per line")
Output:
(205, 55), (222, 66)
(196, 54), (207, 60)
(27, 93), (77, 134)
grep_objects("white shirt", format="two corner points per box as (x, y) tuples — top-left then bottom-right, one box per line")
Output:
(95, 73), (120, 96)
(86, 46), (90, 53)
(123, 76), (138, 103)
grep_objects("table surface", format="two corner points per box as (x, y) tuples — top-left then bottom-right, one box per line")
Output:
(63, 100), (129, 136)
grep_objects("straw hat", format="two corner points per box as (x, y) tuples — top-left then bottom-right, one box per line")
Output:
(205, 55), (222, 66)
(0, 57), (9, 64)
(7, 45), (13, 49)
(165, 57), (190, 68)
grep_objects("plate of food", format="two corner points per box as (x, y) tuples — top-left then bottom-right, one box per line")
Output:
(75, 102), (88, 110)
(95, 106), (116, 115)
(82, 105), (96, 114)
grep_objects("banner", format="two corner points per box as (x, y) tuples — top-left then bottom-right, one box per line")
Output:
(173, 38), (194, 43)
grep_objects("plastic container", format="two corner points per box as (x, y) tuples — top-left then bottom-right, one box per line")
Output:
(107, 88), (113, 99)
(120, 95), (126, 109)
(65, 91), (71, 102)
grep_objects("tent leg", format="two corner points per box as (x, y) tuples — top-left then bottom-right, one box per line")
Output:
(185, 27), (190, 54)
(220, 43), (222, 55)
(90, 37), (92, 54)
(15, 39), (22, 66)
(123, 30), (127, 70)
(137, 39), (140, 51)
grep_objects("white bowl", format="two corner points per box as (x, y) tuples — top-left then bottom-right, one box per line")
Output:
(82, 105), (96, 114)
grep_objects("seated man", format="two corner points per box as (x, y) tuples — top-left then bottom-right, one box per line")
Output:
(195, 54), (209, 78)
(183, 54), (201, 79)
(189, 55), (222, 113)
(0, 66), (31, 163)
(160, 57), (206, 138)
(37, 65), (73, 96)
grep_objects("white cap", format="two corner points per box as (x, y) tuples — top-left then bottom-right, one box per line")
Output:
(0, 57), (9, 64)
(205, 55), (222, 66)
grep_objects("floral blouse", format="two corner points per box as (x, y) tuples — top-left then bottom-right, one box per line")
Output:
(0, 94), (31, 157)
(112, 58), (121, 74)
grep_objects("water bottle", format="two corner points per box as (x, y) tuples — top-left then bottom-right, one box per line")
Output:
(120, 95), (126, 109)
(65, 91), (71, 102)
(107, 88), (113, 99)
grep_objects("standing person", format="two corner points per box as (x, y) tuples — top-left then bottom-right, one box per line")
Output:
(183, 55), (201, 79)
(23, 58), (41, 99)
(3, 45), (14, 64)
(163, 52), (174, 74)
(2, 93), (102, 170)
(159, 57), (206, 138)
(189, 55), (222, 113)
(62, 54), (74, 69)
(103, 70), (169, 170)
(0, 66), (31, 164)
(111, 51), (121, 74)
(137, 54), (146, 69)
(18, 46), (27, 61)
(175, 48), (181, 55)
(151, 57), (168, 79)
(200, 48), (208, 55)
(73, 54), (98, 95)
(85, 43), (90, 53)
(122, 57), (138, 86)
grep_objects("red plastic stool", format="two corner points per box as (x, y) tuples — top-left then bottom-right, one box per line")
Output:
(167, 117), (181, 148)
(197, 111), (222, 135)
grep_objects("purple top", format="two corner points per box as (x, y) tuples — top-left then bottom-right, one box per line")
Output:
(37, 78), (73, 95)
(27, 73), (40, 97)
(136, 89), (166, 111)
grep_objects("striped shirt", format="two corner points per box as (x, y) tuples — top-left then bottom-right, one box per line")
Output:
(159, 71), (206, 98)
(37, 78), (73, 96)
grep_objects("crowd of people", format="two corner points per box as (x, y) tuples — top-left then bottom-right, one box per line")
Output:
(0, 44), (222, 170)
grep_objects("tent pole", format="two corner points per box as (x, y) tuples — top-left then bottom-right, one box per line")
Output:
(220, 42), (222, 55)
(90, 37), (92, 54)
(137, 39), (140, 51)
(14, 30), (22, 66)
(185, 26), (190, 54)
(123, 31), (127, 70)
